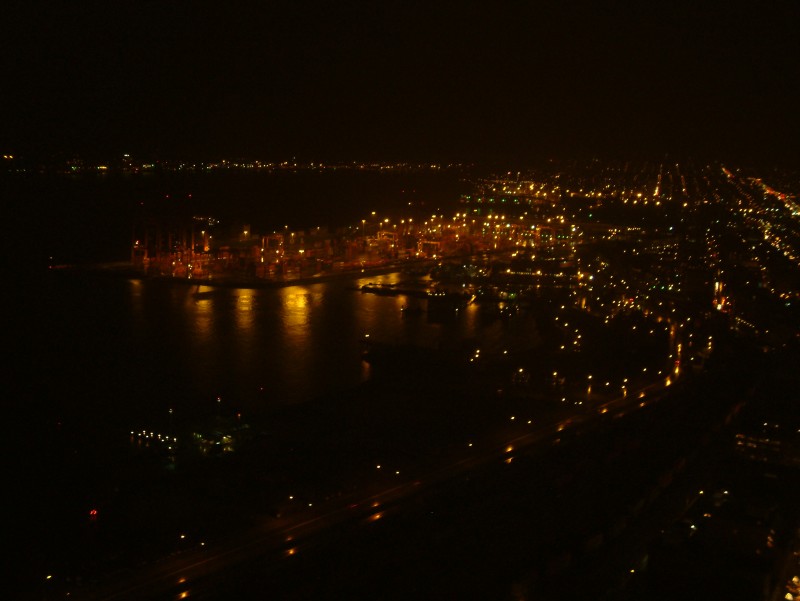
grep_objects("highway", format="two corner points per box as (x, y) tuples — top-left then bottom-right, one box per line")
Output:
(62, 372), (680, 601)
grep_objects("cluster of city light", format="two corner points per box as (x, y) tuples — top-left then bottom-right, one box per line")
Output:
(131, 429), (178, 450)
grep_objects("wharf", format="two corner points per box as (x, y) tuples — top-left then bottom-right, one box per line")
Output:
(51, 260), (424, 289)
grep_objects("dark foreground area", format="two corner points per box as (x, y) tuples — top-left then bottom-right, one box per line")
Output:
(15, 335), (799, 601)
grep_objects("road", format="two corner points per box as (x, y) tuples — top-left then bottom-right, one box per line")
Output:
(60, 372), (679, 601)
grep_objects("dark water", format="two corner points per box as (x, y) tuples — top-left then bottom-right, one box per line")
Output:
(20, 270), (543, 428)
(7, 170), (547, 586)
(6, 167), (485, 411)
(7, 168), (480, 452)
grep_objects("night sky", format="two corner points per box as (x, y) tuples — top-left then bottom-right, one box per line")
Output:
(3, 0), (799, 164)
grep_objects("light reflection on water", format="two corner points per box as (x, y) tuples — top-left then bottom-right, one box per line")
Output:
(92, 273), (543, 420)
(234, 293), (255, 352)
(193, 297), (214, 344)
(277, 286), (317, 397)
(28, 269), (547, 440)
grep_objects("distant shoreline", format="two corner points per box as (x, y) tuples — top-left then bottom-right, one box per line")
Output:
(49, 260), (433, 289)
